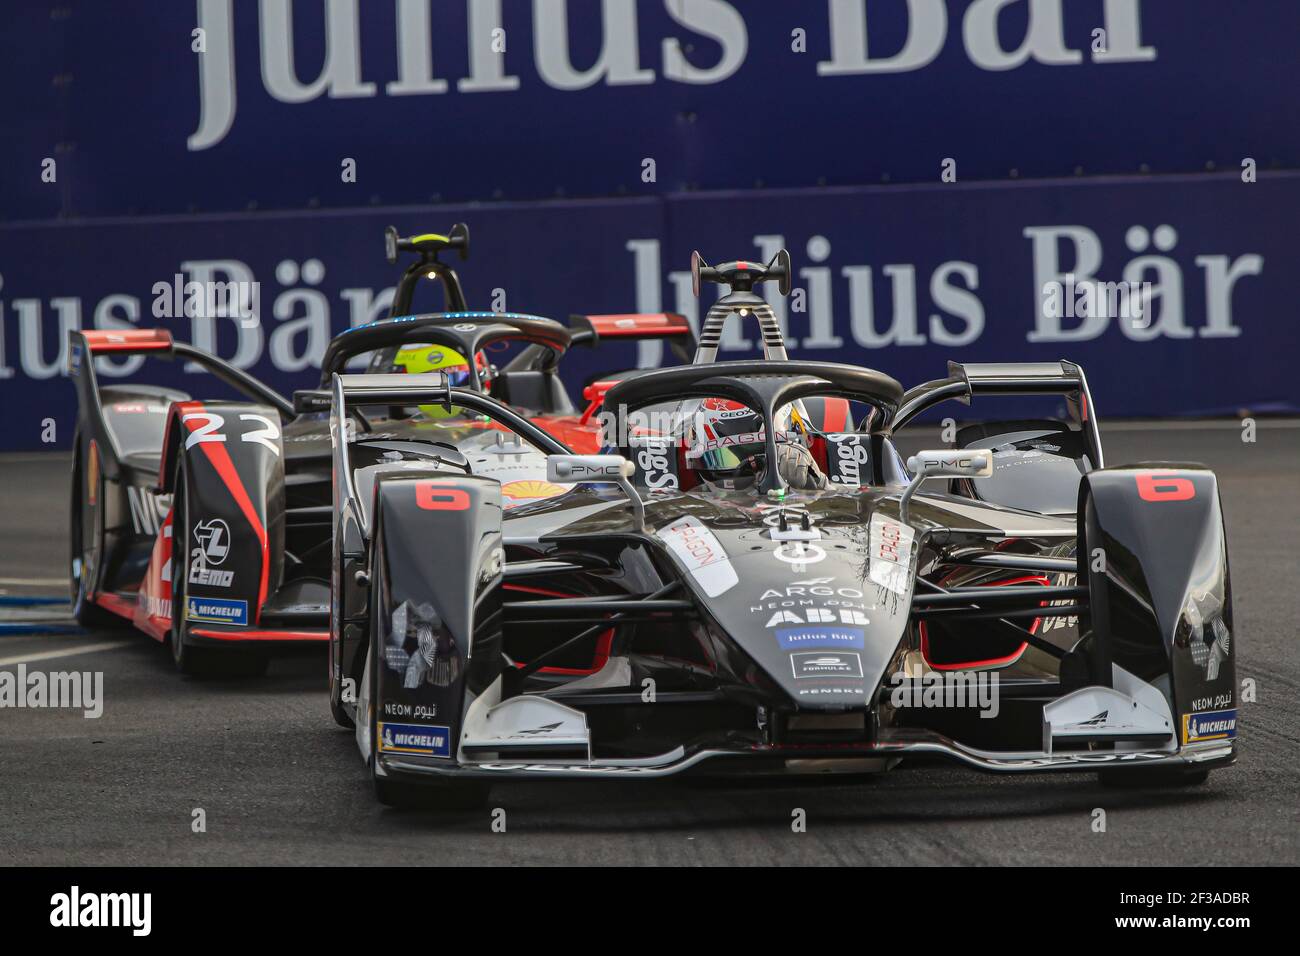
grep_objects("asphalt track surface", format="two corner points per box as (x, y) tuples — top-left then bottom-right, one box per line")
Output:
(1, 422), (1297, 866)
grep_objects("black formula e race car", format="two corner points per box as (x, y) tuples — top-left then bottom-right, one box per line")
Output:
(329, 251), (1237, 809)
(65, 226), (690, 675)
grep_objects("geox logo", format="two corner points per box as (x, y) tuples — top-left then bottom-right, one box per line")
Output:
(50, 886), (151, 936)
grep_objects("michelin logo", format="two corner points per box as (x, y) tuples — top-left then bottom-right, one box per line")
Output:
(378, 722), (452, 758)
(185, 596), (248, 625)
(1181, 708), (1237, 744)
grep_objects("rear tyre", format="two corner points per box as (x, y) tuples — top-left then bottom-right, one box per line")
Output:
(69, 436), (128, 629)
(169, 456), (269, 679)
(1098, 766), (1210, 789)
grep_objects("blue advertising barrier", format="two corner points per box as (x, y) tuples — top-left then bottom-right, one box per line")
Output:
(0, 171), (1294, 450)
(3, 0), (1298, 219)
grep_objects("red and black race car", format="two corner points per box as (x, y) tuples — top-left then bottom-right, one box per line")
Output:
(66, 226), (692, 675)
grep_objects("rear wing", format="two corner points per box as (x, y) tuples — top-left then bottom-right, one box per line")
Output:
(68, 328), (292, 417)
(894, 360), (1103, 468)
(568, 313), (695, 363)
(67, 328), (292, 478)
(77, 328), (174, 355)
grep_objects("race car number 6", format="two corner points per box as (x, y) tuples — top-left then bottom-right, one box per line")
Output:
(1135, 470), (1195, 502)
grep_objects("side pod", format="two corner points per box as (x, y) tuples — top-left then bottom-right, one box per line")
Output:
(367, 475), (505, 772)
(1078, 464), (1235, 744)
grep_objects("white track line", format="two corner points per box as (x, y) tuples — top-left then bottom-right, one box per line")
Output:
(0, 641), (131, 667)
(0, 577), (70, 587)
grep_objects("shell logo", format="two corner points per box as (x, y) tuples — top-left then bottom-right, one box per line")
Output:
(501, 480), (567, 504)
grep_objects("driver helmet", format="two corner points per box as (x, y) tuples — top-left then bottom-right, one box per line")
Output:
(687, 398), (767, 489)
(390, 343), (489, 388)
(388, 344), (490, 420)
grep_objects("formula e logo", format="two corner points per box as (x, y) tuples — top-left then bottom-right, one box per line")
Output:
(192, 519), (230, 566)
(791, 652), (863, 680)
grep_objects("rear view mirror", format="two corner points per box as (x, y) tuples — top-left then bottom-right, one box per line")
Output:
(547, 455), (634, 484)
(905, 449), (993, 479)
(547, 455), (644, 530)
(900, 449), (993, 522)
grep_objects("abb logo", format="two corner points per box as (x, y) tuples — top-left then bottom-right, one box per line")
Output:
(416, 484), (470, 511)
(1136, 471), (1196, 502)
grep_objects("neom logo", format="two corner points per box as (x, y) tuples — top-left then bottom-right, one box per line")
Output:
(49, 886), (151, 936)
